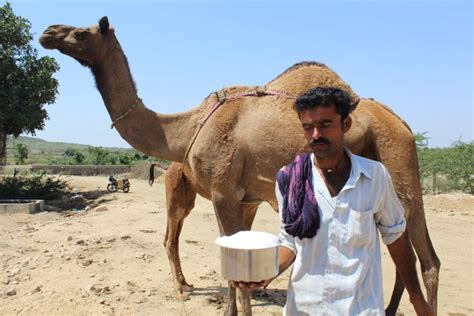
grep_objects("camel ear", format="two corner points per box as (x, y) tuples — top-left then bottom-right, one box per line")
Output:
(99, 16), (109, 34)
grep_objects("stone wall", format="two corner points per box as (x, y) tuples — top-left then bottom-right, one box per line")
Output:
(30, 165), (131, 176)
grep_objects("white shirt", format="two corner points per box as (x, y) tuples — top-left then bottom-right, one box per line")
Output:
(277, 149), (406, 316)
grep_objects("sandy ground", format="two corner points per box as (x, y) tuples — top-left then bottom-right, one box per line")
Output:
(0, 176), (472, 315)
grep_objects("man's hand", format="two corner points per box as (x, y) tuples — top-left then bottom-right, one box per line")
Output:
(231, 245), (295, 291)
(231, 279), (271, 290)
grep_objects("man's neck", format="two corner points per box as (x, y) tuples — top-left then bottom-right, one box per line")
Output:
(314, 149), (352, 197)
(314, 148), (347, 172)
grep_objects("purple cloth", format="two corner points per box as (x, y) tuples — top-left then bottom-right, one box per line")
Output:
(276, 153), (320, 239)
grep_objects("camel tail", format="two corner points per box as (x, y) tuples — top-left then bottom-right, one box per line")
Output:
(149, 163), (168, 186)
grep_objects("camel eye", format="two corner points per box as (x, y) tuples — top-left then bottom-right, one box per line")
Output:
(74, 31), (89, 40)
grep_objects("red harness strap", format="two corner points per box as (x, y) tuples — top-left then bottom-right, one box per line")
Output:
(183, 86), (297, 161)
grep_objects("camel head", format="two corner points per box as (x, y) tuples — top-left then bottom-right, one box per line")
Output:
(39, 17), (115, 67)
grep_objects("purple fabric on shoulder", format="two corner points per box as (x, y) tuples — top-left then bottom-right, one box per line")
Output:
(276, 153), (320, 239)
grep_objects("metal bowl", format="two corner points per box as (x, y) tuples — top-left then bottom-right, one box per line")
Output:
(219, 245), (279, 282)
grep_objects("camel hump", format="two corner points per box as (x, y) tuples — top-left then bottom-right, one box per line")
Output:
(267, 61), (360, 110)
(269, 61), (329, 82)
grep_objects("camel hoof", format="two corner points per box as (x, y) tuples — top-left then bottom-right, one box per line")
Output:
(181, 283), (194, 292)
(384, 307), (398, 316)
(175, 292), (190, 301)
(224, 308), (238, 316)
(224, 302), (238, 316)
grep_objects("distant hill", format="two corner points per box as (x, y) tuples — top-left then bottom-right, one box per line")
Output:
(5, 136), (134, 164)
(7, 136), (129, 153)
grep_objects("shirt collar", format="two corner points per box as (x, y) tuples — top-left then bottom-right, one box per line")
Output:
(344, 147), (372, 180)
(309, 148), (373, 201)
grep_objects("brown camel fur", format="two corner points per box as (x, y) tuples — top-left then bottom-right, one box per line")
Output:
(40, 17), (440, 315)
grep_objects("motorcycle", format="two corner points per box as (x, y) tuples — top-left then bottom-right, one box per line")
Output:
(107, 175), (130, 193)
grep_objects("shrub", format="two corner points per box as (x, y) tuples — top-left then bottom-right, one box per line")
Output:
(0, 171), (69, 199)
(14, 143), (29, 164)
(418, 140), (473, 194)
(86, 146), (110, 165)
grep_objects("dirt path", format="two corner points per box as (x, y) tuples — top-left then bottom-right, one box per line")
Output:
(1, 176), (472, 315)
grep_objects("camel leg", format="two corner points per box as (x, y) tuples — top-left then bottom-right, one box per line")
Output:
(384, 203), (439, 314)
(237, 204), (259, 316)
(212, 193), (259, 316)
(213, 195), (241, 316)
(385, 202), (440, 315)
(385, 196), (441, 315)
(407, 214), (440, 313)
(163, 164), (197, 300)
(368, 122), (440, 313)
(238, 289), (252, 316)
(385, 271), (405, 316)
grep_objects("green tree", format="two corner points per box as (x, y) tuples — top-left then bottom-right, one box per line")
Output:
(417, 139), (473, 194)
(14, 143), (28, 164)
(131, 151), (150, 162)
(414, 132), (429, 150)
(87, 146), (110, 165)
(62, 147), (85, 164)
(73, 151), (85, 164)
(63, 148), (77, 157)
(0, 2), (59, 166)
(133, 152), (142, 161)
(108, 154), (117, 165)
(419, 147), (448, 193)
(118, 152), (132, 165)
(445, 141), (473, 193)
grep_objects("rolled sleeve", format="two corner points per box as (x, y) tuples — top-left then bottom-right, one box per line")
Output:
(378, 220), (406, 245)
(275, 182), (297, 254)
(374, 166), (407, 245)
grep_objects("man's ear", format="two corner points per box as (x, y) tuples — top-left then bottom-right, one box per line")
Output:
(343, 116), (352, 132)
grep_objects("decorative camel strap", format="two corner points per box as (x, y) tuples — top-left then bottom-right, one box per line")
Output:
(110, 98), (141, 129)
(183, 86), (298, 162)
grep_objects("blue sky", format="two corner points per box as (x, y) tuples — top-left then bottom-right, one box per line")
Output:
(6, 0), (473, 148)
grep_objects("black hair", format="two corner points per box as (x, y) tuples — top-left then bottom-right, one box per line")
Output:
(294, 87), (353, 120)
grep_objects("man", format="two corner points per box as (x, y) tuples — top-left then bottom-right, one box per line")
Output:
(233, 87), (434, 315)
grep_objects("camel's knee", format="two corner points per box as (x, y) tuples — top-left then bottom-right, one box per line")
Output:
(167, 205), (188, 221)
(432, 253), (441, 270)
(422, 267), (439, 312)
(164, 237), (177, 254)
(421, 267), (439, 289)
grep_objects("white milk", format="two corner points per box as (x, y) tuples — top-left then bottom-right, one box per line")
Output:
(215, 231), (279, 249)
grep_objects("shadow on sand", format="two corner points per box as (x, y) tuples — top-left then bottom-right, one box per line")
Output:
(43, 189), (114, 213)
(187, 286), (286, 310)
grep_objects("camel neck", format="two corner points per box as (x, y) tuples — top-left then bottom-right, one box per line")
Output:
(90, 39), (199, 162)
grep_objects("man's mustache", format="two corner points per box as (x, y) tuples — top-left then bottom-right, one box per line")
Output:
(310, 138), (330, 145)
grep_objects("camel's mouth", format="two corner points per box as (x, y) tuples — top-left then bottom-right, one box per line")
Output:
(39, 25), (74, 49)
(39, 31), (92, 67)
(39, 33), (57, 49)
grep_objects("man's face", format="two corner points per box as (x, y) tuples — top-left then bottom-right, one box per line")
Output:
(299, 103), (351, 159)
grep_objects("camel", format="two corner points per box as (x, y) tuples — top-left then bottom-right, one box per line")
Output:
(39, 17), (440, 315)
